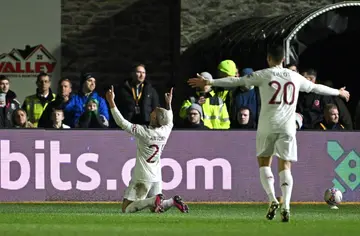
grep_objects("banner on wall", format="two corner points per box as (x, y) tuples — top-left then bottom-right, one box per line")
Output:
(0, 0), (61, 104)
(0, 130), (358, 202)
(0, 45), (57, 77)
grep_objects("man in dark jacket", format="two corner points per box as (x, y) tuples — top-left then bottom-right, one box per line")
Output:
(38, 78), (73, 128)
(230, 106), (256, 129)
(182, 103), (209, 129)
(315, 103), (345, 130)
(296, 68), (352, 129)
(114, 64), (159, 126)
(0, 75), (20, 128)
(229, 68), (261, 125)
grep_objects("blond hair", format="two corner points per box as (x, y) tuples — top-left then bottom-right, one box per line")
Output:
(156, 108), (173, 126)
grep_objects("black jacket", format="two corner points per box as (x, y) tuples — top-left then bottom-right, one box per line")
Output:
(38, 95), (72, 128)
(315, 121), (345, 131)
(77, 111), (107, 128)
(113, 79), (159, 126)
(0, 90), (20, 128)
(355, 100), (360, 130)
(181, 119), (209, 129)
(296, 92), (352, 129)
(228, 87), (261, 125)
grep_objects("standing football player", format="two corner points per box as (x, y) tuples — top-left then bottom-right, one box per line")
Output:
(188, 45), (349, 222)
(106, 86), (189, 213)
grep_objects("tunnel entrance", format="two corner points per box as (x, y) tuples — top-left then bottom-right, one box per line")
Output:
(298, 30), (360, 115)
(285, 3), (360, 116)
(178, 2), (360, 122)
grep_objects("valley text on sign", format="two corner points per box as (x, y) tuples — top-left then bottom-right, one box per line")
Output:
(0, 45), (57, 77)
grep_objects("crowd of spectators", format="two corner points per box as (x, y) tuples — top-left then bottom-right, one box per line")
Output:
(1, 61), (359, 130)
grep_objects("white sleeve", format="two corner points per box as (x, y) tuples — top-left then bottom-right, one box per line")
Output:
(311, 84), (340, 96)
(210, 71), (263, 88)
(110, 107), (148, 139)
(167, 109), (174, 129)
(160, 109), (174, 133)
(299, 75), (340, 96)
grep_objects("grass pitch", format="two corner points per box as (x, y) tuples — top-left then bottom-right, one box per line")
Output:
(0, 203), (358, 236)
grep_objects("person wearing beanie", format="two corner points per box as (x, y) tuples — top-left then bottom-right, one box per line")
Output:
(241, 68), (254, 76)
(180, 71), (230, 129)
(106, 86), (189, 214)
(188, 103), (203, 117)
(218, 60), (237, 77)
(64, 72), (109, 127)
(182, 103), (208, 129)
(229, 67), (261, 125)
(76, 98), (109, 128)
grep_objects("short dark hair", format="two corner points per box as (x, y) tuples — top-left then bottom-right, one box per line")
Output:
(36, 72), (50, 82)
(324, 103), (339, 113)
(285, 63), (297, 68)
(267, 44), (284, 63)
(133, 63), (146, 72)
(52, 107), (64, 113)
(0, 75), (9, 82)
(239, 106), (251, 112)
(301, 68), (317, 77)
(58, 77), (72, 86)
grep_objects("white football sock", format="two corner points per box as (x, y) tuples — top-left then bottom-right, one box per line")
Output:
(162, 198), (174, 211)
(125, 196), (156, 213)
(259, 167), (278, 203)
(279, 169), (293, 210)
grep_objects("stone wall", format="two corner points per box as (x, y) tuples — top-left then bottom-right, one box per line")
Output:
(61, 0), (338, 89)
(181, 0), (333, 53)
(61, 0), (179, 95)
(61, 0), (338, 121)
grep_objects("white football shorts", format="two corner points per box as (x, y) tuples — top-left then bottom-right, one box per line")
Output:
(256, 132), (298, 162)
(123, 179), (162, 201)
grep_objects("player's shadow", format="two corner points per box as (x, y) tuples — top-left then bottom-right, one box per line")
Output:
(61, 0), (180, 102)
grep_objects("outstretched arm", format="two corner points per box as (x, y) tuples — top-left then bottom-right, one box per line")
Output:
(188, 73), (261, 89)
(309, 84), (340, 96)
(299, 75), (350, 102)
(208, 76), (246, 88)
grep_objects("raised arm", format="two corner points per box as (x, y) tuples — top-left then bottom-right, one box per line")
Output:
(163, 87), (174, 128)
(165, 87), (173, 110)
(105, 85), (147, 137)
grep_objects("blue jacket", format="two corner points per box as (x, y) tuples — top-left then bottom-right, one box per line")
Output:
(65, 91), (109, 127)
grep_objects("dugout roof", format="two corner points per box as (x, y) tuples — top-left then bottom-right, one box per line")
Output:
(200, 1), (360, 68)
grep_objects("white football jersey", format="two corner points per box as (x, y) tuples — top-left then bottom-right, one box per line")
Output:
(111, 107), (173, 182)
(211, 66), (340, 134)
